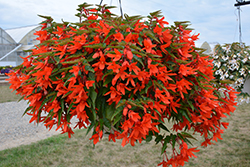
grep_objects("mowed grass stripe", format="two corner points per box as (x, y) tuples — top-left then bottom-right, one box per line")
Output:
(0, 129), (162, 167)
(1, 85), (250, 166)
(0, 85), (21, 103)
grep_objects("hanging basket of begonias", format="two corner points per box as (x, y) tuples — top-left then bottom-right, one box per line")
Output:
(212, 42), (250, 103)
(7, 3), (238, 167)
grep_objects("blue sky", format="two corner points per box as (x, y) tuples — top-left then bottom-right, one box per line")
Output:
(0, 0), (249, 47)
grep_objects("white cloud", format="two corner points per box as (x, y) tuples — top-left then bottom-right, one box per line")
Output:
(0, 0), (249, 46)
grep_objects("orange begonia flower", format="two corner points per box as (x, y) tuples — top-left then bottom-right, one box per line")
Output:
(7, 5), (238, 167)
(114, 32), (124, 42)
(143, 38), (156, 53)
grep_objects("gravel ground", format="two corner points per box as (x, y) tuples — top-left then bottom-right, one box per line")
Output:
(0, 101), (65, 151)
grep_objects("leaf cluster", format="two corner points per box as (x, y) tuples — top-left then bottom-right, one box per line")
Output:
(7, 3), (238, 167)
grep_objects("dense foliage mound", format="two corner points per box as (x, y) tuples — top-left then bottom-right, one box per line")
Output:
(8, 3), (238, 166)
(212, 42), (250, 103)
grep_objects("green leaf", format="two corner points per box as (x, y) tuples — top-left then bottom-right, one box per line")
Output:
(176, 59), (190, 64)
(187, 100), (194, 111)
(89, 90), (97, 121)
(119, 24), (130, 31)
(62, 91), (72, 98)
(131, 50), (147, 57)
(88, 72), (95, 81)
(113, 113), (122, 126)
(22, 105), (33, 117)
(103, 117), (111, 129)
(65, 51), (86, 60)
(78, 2), (93, 9)
(99, 119), (104, 130)
(130, 43), (144, 52)
(180, 132), (197, 141)
(220, 79), (234, 84)
(89, 87), (97, 105)
(104, 103), (115, 120)
(196, 79), (210, 91)
(38, 14), (53, 20)
(54, 56), (60, 64)
(161, 136), (169, 154)
(13, 65), (23, 70)
(153, 80), (168, 92)
(85, 65), (95, 73)
(57, 109), (62, 126)
(111, 108), (123, 121)
(107, 45), (124, 49)
(74, 29), (91, 35)
(61, 100), (65, 112)
(158, 123), (170, 132)
(67, 102), (74, 114)
(145, 81), (153, 94)
(103, 28), (116, 42)
(43, 111), (55, 123)
(66, 113), (71, 123)
(57, 38), (72, 46)
(92, 108), (97, 122)
(149, 10), (162, 17)
(172, 42), (187, 46)
(103, 75), (113, 86)
(146, 31), (160, 43)
(180, 109), (192, 122)
(18, 96), (25, 102)
(115, 100), (126, 109)
(37, 97), (51, 111)
(165, 135), (171, 144)
(161, 136), (171, 154)
(138, 36), (143, 46)
(214, 90), (222, 98)
(83, 43), (104, 49)
(155, 134), (164, 144)
(161, 141), (167, 155)
(102, 70), (113, 80)
(86, 123), (95, 136)
(197, 71), (209, 79)
(62, 58), (85, 65)
(171, 134), (177, 149)
(133, 54), (145, 67)
(148, 53), (162, 58)
(146, 134), (153, 142)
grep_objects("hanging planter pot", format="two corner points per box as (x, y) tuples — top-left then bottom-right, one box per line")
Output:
(212, 42), (250, 104)
(7, 3), (238, 167)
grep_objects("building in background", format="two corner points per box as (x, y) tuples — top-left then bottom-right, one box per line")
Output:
(0, 25), (41, 66)
(200, 41), (219, 55)
(0, 27), (18, 66)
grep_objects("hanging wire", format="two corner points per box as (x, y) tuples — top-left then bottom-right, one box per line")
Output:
(237, 6), (243, 46)
(233, 8), (239, 42)
(99, 0), (103, 6)
(118, 0), (124, 18)
(99, 0), (123, 18)
(96, 0), (104, 15)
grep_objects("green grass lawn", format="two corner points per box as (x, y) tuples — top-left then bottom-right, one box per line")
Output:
(1, 85), (250, 166)
(0, 85), (21, 103)
(185, 103), (250, 167)
(0, 129), (162, 167)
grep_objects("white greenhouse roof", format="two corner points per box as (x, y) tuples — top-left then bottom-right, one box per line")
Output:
(209, 42), (220, 51)
(17, 45), (35, 51)
(5, 25), (39, 43)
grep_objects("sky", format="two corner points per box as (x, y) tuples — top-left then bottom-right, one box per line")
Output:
(0, 0), (250, 47)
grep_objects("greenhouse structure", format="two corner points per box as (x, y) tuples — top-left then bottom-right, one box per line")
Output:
(0, 25), (41, 66)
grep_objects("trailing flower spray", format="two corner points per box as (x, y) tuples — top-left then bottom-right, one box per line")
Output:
(212, 43), (250, 104)
(8, 3), (238, 167)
